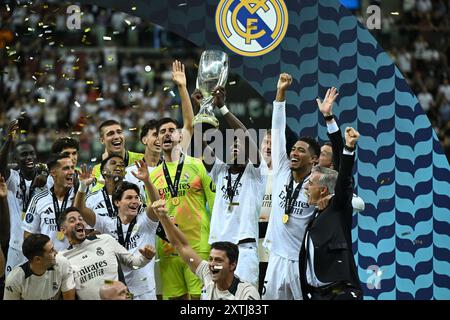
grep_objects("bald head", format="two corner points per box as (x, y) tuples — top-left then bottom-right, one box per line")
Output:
(99, 281), (130, 300)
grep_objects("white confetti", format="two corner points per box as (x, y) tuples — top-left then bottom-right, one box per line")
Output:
(90, 157), (97, 162)
(145, 65), (152, 72)
(103, 36), (112, 41)
(178, 3), (187, 6)
(125, 19), (131, 26)
(96, 97), (104, 101)
(169, 90), (176, 98)
(189, 258), (194, 262)
(6, 4), (10, 11)
(74, 101), (81, 108)
(229, 81), (236, 85)
(38, 98), (46, 103)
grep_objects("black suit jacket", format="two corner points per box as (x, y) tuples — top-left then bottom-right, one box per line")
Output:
(299, 152), (361, 298)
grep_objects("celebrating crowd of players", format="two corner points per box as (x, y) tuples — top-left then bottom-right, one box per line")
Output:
(0, 61), (365, 300)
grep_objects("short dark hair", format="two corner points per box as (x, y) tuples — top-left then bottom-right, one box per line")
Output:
(140, 119), (159, 141)
(47, 153), (71, 171)
(298, 136), (321, 158)
(58, 206), (81, 228)
(112, 181), (140, 204)
(100, 155), (124, 175)
(15, 141), (34, 150)
(157, 118), (180, 132)
(99, 120), (121, 136)
(211, 241), (239, 265)
(22, 234), (51, 260)
(51, 137), (79, 154)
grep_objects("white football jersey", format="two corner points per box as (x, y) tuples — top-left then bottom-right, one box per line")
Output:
(263, 101), (316, 261)
(4, 254), (75, 300)
(22, 188), (75, 252)
(94, 212), (158, 296)
(208, 160), (268, 244)
(6, 169), (49, 251)
(60, 234), (151, 300)
(85, 188), (116, 220)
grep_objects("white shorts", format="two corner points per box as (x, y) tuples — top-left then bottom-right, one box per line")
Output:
(235, 242), (259, 289)
(262, 252), (302, 300)
(6, 247), (26, 277)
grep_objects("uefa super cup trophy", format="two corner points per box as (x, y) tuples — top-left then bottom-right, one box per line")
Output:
(193, 50), (229, 129)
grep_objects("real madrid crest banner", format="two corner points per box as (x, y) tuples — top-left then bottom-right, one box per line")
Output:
(69, 0), (450, 300)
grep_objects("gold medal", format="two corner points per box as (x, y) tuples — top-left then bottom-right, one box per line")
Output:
(56, 231), (65, 241)
(21, 211), (26, 221)
(171, 197), (180, 206)
(282, 214), (289, 224)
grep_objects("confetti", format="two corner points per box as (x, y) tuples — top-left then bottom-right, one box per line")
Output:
(178, 3), (187, 6)
(131, 26), (137, 31)
(6, 4), (10, 11)
(74, 101), (81, 108)
(169, 90), (176, 97)
(390, 12), (399, 15)
(71, 131), (82, 135)
(125, 20), (131, 26)
(171, 104), (180, 109)
(131, 6), (137, 10)
(113, 31), (120, 35)
(163, 87), (170, 91)
(189, 258), (194, 262)
(84, 28), (91, 33)
(229, 81), (236, 85)
(28, 27), (35, 32)
(103, 36), (112, 41)
(38, 98), (46, 103)
(86, 80), (94, 85)
(129, 128), (137, 131)
(107, 56), (114, 62)
(96, 97), (104, 101)
(145, 65), (152, 72)
(90, 158), (97, 162)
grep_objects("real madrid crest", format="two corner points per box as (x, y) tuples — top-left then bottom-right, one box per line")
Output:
(96, 247), (104, 256)
(216, 0), (288, 57)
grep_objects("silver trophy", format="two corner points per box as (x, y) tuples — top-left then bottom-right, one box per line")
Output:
(193, 50), (229, 129)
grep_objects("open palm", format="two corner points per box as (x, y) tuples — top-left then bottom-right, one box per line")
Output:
(172, 60), (186, 87)
(79, 164), (95, 186)
(131, 160), (149, 182)
(316, 87), (339, 116)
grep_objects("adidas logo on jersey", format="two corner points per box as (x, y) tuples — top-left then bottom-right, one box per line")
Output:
(43, 207), (54, 215)
(94, 203), (105, 210)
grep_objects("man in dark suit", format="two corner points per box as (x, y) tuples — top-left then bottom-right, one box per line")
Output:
(300, 126), (362, 300)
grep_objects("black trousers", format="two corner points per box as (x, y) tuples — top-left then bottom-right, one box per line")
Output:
(308, 283), (363, 300)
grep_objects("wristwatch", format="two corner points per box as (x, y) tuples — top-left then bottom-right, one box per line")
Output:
(344, 144), (356, 152)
